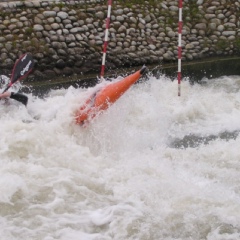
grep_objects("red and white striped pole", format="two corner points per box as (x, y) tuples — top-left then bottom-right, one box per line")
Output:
(100, 0), (112, 80)
(178, 0), (183, 96)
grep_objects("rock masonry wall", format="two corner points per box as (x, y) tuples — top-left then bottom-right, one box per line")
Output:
(0, 0), (239, 80)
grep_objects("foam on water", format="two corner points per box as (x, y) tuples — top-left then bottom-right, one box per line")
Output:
(1, 74), (240, 240)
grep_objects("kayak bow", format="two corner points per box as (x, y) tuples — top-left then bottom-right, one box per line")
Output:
(75, 66), (147, 125)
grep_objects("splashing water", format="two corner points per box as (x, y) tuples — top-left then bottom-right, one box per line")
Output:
(1, 73), (240, 240)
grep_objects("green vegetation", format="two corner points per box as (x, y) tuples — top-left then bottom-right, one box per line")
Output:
(54, 0), (65, 9)
(25, 27), (34, 37)
(234, 37), (240, 53)
(183, 1), (202, 23)
(215, 39), (229, 50)
(0, 11), (7, 19)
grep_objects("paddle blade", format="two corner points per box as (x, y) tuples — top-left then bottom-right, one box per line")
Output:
(11, 53), (34, 84)
(2, 53), (34, 93)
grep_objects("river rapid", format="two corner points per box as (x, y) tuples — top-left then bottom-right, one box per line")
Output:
(1, 72), (240, 240)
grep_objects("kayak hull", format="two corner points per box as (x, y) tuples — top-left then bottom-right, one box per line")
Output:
(75, 66), (146, 125)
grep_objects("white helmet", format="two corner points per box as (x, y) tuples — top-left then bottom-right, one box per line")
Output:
(0, 75), (21, 92)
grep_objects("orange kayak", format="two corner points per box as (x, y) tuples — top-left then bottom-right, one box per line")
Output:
(75, 66), (147, 125)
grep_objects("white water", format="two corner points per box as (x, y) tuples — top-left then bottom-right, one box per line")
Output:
(1, 73), (240, 240)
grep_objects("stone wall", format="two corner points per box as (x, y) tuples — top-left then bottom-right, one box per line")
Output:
(0, 0), (239, 80)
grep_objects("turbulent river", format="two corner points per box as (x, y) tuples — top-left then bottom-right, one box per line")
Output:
(1, 71), (240, 240)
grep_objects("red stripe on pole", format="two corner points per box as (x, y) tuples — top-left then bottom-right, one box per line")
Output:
(100, 0), (113, 79)
(178, 21), (182, 33)
(102, 41), (108, 53)
(179, 0), (182, 8)
(106, 18), (111, 28)
(178, 72), (181, 83)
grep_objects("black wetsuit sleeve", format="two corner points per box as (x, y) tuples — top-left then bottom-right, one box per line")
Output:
(10, 92), (28, 106)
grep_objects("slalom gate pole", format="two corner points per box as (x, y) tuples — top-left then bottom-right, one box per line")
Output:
(178, 0), (183, 96)
(100, 0), (112, 81)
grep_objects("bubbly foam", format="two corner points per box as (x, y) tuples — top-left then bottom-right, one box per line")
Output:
(1, 74), (240, 239)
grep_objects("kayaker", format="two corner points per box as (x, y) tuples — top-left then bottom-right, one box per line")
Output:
(0, 74), (28, 106)
(0, 53), (34, 106)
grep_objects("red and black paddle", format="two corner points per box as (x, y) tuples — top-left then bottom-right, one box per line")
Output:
(2, 53), (34, 93)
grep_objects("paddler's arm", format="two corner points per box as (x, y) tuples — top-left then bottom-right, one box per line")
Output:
(0, 91), (28, 106)
(0, 91), (11, 99)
